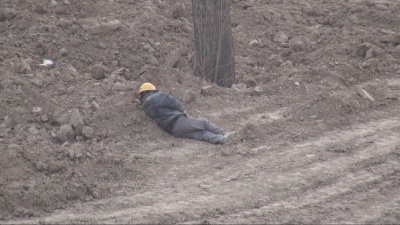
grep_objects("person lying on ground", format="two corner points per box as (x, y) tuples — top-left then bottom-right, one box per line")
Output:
(134, 82), (235, 144)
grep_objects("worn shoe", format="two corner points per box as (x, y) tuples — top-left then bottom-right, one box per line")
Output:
(219, 132), (235, 144)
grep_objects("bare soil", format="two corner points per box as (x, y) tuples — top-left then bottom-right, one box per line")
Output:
(1, 0), (400, 224)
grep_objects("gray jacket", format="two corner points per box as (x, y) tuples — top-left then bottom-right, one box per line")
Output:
(141, 91), (185, 133)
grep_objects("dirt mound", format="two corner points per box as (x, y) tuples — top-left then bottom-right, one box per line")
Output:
(1, 0), (400, 223)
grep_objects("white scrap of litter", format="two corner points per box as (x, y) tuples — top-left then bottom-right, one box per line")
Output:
(40, 59), (54, 67)
(249, 39), (258, 46)
(32, 107), (42, 114)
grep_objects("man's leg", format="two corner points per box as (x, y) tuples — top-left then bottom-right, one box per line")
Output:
(172, 116), (224, 144)
(202, 118), (225, 135)
(191, 130), (223, 144)
(183, 117), (225, 135)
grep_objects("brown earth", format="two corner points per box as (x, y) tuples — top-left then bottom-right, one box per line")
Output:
(1, 0), (400, 224)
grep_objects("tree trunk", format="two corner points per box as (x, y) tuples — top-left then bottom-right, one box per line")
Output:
(192, 0), (235, 87)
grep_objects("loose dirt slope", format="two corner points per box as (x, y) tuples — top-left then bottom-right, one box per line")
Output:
(1, 0), (400, 224)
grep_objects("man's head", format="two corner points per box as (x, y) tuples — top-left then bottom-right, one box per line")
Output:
(139, 82), (157, 94)
(137, 83), (157, 104)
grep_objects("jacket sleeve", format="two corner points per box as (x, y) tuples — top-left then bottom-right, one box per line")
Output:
(143, 93), (184, 114)
(168, 95), (184, 113)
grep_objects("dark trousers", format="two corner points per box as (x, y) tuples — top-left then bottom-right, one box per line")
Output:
(171, 116), (225, 144)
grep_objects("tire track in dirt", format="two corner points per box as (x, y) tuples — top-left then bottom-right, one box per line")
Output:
(190, 160), (399, 224)
(333, 175), (400, 224)
(187, 119), (400, 223)
(6, 116), (399, 224)
(204, 98), (291, 133)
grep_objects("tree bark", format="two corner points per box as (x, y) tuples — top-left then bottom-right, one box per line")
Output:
(192, 0), (235, 87)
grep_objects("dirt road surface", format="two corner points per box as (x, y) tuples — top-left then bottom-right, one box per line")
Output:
(1, 0), (400, 224)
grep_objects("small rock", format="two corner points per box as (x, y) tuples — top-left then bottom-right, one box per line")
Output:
(34, 4), (48, 14)
(61, 141), (71, 148)
(76, 135), (84, 141)
(111, 61), (118, 66)
(53, 109), (70, 126)
(281, 60), (294, 68)
(67, 64), (80, 77)
(2, 8), (18, 21)
(13, 207), (33, 217)
(273, 32), (289, 43)
(32, 107), (43, 115)
(88, 20), (123, 35)
(242, 4), (254, 9)
(243, 77), (257, 88)
(391, 35), (400, 46)
(283, 111), (289, 117)
(172, 4), (185, 19)
(50, 131), (57, 138)
(231, 83), (247, 91)
(0, 116), (14, 130)
(67, 149), (75, 159)
(358, 42), (383, 59)
(327, 13), (344, 27)
(182, 91), (195, 104)
(201, 86), (219, 96)
(308, 30), (321, 43)
(56, 113), (70, 125)
(36, 161), (47, 172)
(60, 47), (68, 57)
(365, 49), (374, 60)
(236, 56), (256, 67)
(361, 61), (370, 68)
(58, 124), (75, 143)
(295, 81), (300, 86)
(31, 78), (43, 88)
(163, 48), (181, 68)
(252, 86), (264, 96)
(75, 152), (83, 159)
(99, 43), (107, 49)
(266, 54), (283, 68)
(1, 128), (12, 138)
(54, 71), (61, 77)
(19, 58), (32, 74)
(90, 101), (100, 111)
(66, 86), (75, 94)
(69, 109), (85, 135)
(28, 126), (39, 135)
(290, 40), (305, 52)
(35, 116), (42, 123)
(62, 65), (79, 82)
(91, 65), (109, 80)
(50, 0), (58, 6)
(82, 126), (94, 139)
(83, 72), (92, 80)
(375, 4), (387, 11)
(48, 163), (64, 173)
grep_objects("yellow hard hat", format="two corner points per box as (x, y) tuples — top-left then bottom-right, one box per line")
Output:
(139, 82), (157, 94)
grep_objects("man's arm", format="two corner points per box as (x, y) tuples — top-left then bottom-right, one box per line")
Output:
(168, 95), (184, 113)
(143, 93), (184, 112)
